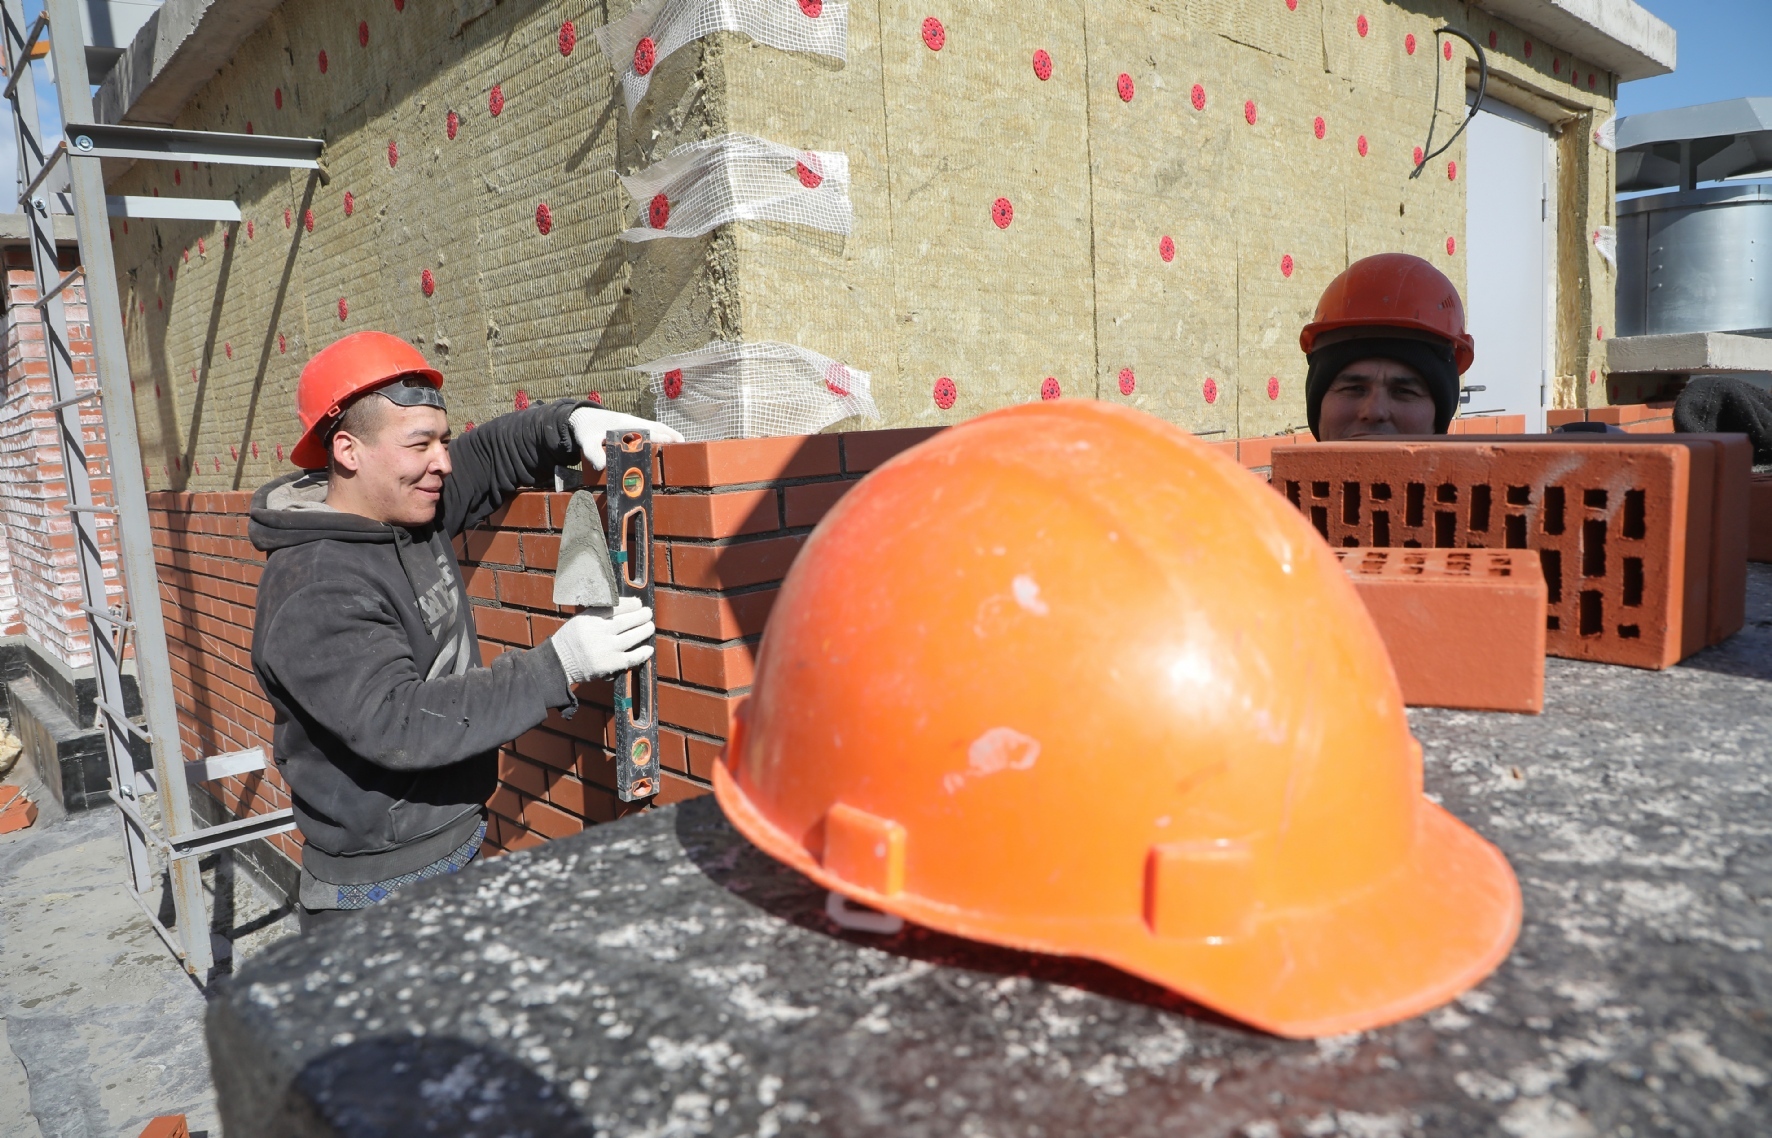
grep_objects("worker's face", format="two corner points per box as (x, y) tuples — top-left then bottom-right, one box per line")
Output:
(1317, 359), (1439, 440)
(329, 404), (453, 526)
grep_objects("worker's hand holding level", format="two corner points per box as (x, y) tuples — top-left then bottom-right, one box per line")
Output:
(549, 597), (655, 682)
(568, 408), (685, 470)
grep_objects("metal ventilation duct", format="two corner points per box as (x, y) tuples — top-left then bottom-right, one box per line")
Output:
(1615, 97), (1772, 193)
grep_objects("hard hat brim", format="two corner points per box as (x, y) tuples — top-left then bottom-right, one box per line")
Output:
(716, 759), (1520, 1040)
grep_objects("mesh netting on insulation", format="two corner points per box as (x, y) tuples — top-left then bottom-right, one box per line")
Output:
(595, 0), (848, 115)
(633, 340), (880, 441)
(618, 134), (852, 242)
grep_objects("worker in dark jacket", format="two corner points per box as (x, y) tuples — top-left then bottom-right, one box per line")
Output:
(1300, 253), (1477, 441)
(250, 331), (682, 929)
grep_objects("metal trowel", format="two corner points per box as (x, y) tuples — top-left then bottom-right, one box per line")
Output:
(552, 490), (621, 608)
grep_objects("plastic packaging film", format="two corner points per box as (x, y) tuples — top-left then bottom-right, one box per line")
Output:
(595, 0), (848, 115)
(631, 339), (881, 440)
(618, 133), (852, 242)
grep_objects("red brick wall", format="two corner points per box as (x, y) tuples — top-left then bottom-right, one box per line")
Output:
(146, 426), (942, 863)
(0, 246), (124, 664)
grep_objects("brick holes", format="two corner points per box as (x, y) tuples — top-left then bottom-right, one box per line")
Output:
(1623, 489), (1646, 538)
(1342, 482), (1361, 525)
(922, 17), (945, 51)
(1542, 486), (1566, 535)
(1033, 49), (1052, 80)
(1469, 484), (1491, 531)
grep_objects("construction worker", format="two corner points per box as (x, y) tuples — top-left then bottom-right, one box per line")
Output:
(1299, 253), (1476, 441)
(248, 332), (682, 931)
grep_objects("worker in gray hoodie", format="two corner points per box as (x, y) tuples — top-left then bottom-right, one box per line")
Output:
(249, 331), (683, 930)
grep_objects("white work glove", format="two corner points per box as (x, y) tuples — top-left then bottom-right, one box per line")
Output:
(549, 596), (656, 683)
(569, 408), (685, 471)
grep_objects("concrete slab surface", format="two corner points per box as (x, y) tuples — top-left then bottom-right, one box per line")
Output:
(1609, 332), (1772, 376)
(0, 780), (297, 1137)
(210, 565), (1772, 1136)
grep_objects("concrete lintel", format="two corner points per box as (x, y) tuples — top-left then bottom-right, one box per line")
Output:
(0, 212), (81, 244)
(1608, 332), (1772, 375)
(93, 0), (286, 131)
(1473, 0), (1675, 82)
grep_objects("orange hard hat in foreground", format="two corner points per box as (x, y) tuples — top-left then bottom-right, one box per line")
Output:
(1300, 252), (1476, 373)
(291, 331), (444, 469)
(715, 400), (1520, 1039)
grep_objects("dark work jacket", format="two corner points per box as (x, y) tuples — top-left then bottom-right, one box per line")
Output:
(249, 401), (584, 885)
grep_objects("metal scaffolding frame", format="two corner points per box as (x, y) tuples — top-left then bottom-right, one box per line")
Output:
(0, 0), (322, 977)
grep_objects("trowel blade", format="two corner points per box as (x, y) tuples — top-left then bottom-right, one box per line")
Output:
(552, 489), (621, 608)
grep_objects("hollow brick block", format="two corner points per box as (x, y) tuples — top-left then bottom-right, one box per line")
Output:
(1338, 549), (1546, 713)
(1443, 433), (1749, 650)
(1274, 441), (1694, 669)
(1752, 475), (1772, 563)
(660, 435), (842, 488)
(137, 1115), (191, 1138)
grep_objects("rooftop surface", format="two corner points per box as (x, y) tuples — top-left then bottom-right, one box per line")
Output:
(209, 566), (1772, 1137)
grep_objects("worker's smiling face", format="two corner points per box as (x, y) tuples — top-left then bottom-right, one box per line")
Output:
(328, 403), (453, 527)
(1317, 359), (1438, 441)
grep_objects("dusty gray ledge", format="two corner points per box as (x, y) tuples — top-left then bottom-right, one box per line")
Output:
(209, 568), (1772, 1137)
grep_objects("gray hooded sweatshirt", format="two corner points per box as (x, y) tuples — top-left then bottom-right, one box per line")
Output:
(249, 400), (583, 887)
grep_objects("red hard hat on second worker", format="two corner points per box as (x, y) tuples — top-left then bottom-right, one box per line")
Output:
(1300, 252), (1476, 374)
(290, 331), (444, 469)
(715, 400), (1520, 1039)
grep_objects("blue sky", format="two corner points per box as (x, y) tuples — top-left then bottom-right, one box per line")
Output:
(1619, 0), (1772, 117)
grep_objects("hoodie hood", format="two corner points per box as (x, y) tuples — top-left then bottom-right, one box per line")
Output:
(250, 471), (404, 552)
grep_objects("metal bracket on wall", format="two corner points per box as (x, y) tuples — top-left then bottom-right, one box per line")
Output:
(605, 430), (660, 803)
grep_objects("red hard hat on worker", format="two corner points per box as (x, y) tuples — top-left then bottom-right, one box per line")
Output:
(715, 400), (1521, 1039)
(290, 331), (444, 469)
(1301, 252), (1475, 371)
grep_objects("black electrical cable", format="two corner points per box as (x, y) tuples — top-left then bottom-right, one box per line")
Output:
(1410, 27), (1488, 180)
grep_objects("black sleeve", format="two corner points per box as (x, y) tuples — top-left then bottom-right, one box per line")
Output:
(259, 579), (577, 771)
(438, 400), (591, 537)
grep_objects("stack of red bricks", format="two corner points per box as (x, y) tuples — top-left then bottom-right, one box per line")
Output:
(0, 246), (120, 665)
(149, 491), (299, 862)
(1548, 404), (1676, 434)
(1274, 436), (1751, 672)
